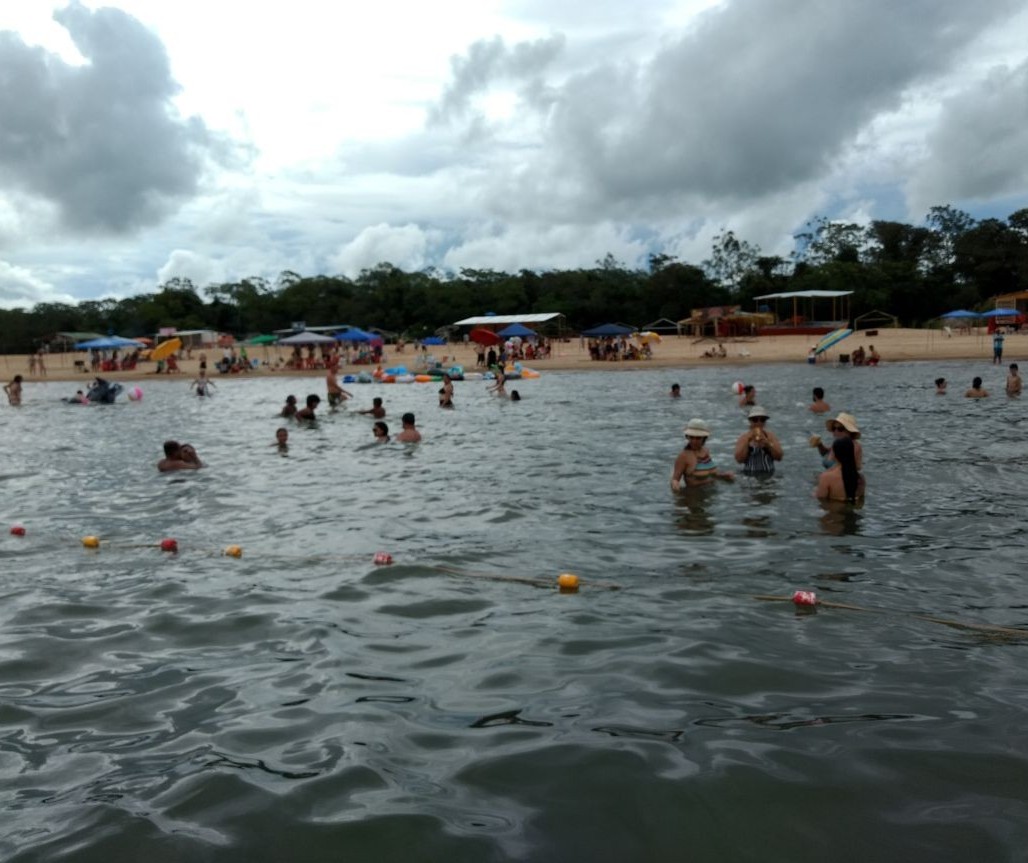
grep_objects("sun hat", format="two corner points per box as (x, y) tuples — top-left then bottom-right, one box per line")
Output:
(683, 419), (711, 438)
(826, 412), (860, 436)
(747, 405), (770, 420)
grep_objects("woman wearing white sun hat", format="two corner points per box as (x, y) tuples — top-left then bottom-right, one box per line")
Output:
(734, 406), (784, 475)
(671, 419), (735, 491)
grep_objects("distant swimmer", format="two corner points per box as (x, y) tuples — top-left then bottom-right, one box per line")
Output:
(295, 394), (321, 421)
(1006, 364), (1022, 397)
(487, 367), (507, 398)
(738, 384), (757, 407)
(965, 377), (989, 398)
(273, 427), (289, 451)
(439, 373), (455, 408)
(510, 390), (521, 401)
(815, 437), (865, 503)
(158, 440), (203, 472)
(4, 374), (23, 406)
(395, 412), (422, 442)
(935, 377), (947, 395)
(372, 421), (390, 442)
(670, 383), (681, 398)
(670, 419), (734, 491)
(326, 368), (353, 408)
(809, 387), (830, 414)
(359, 397), (386, 418)
(280, 395), (298, 418)
(735, 406), (783, 475)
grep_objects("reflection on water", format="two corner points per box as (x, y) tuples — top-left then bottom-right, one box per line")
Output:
(3, 360), (1028, 861)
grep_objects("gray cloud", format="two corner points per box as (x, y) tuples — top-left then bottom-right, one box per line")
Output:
(908, 59), (1028, 211)
(447, 0), (1023, 222)
(0, 2), (224, 234)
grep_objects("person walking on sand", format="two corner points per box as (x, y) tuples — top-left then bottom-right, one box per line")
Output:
(4, 374), (24, 406)
(1006, 364), (1022, 396)
(809, 387), (830, 414)
(734, 406), (783, 475)
(395, 412), (422, 442)
(993, 330), (1005, 365)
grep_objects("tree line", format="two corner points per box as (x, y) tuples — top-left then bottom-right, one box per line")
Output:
(2, 204), (1026, 353)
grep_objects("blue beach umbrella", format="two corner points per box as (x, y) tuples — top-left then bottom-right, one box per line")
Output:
(75, 336), (147, 350)
(939, 310), (980, 319)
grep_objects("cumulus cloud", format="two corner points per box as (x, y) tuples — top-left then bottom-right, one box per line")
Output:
(330, 223), (435, 277)
(0, 2), (225, 233)
(907, 59), (1028, 212)
(0, 259), (66, 308)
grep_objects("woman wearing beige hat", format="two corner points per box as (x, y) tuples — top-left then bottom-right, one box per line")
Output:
(810, 412), (863, 469)
(671, 419), (735, 491)
(734, 406), (784, 475)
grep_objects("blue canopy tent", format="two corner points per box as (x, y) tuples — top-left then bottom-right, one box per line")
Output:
(980, 308), (1023, 319)
(496, 323), (538, 338)
(420, 336), (446, 345)
(335, 327), (375, 342)
(939, 310), (980, 319)
(75, 336), (146, 350)
(581, 323), (634, 337)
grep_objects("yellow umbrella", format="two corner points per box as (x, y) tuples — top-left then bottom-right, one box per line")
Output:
(151, 337), (182, 361)
(636, 331), (662, 343)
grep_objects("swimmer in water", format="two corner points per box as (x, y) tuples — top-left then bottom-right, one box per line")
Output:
(670, 419), (734, 491)
(809, 387), (830, 414)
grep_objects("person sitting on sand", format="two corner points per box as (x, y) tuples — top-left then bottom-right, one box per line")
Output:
(734, 406), (784, 475)
(671, 419), (735, 491)
(809, 387), (830, 414)
(4, 374), (23, 406)
(738, 384), (757, 407)
(1006, 364), (1022, 397)
(395, 412), (422, 442)
(372, 421), (390, 442)
(935, 377), (947, 395)
(280, 395), (298, 418)
(815, 437), (865, 503)
(158, 440), (202, 472)
(295, 394), (321, 421)
(810, 412), (863, 469)
(670, 383), (681, 398)
(359, 397), (386, 418)
(965, 377), (989, 398)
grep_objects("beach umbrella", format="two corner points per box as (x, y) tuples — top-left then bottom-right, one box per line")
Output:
(496, 323), (537, 338)
(581, 323), (634, 337)
(150, 337), (183, 361)
(635, 331), (662, 343)
(278, 331), (337, 345)
(469, 328), (502, 346)
(420, 336), (446, 346)
(75, 336), (147, 350)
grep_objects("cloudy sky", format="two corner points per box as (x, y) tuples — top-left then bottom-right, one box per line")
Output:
(1, 0), (1027, 308)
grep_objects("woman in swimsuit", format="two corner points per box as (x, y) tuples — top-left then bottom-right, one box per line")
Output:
(734, 406), (783, 475)
(671, 419), (735, 491)
(815, 437), (865, 503)
(810, 412), (862, 469)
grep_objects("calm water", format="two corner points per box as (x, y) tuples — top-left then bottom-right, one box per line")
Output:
(2, 361), (1027, 862)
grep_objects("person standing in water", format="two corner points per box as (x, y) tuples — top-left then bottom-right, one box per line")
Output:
(935, 377), (947, 395)
(810, 412), (863, 469)
(734, 406), (783, 475)
(1006, 364), (1022, 396)
(671, 419), (735, 491)
(670, 383), (681, 398)
(809, 387), (830, 414)
(815, 437), (865, 503)
(4, 374), (23, 406)
(191, 370), (216, 397)
(965, 377), (989, 398)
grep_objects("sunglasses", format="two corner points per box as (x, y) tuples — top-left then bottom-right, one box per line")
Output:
(748, 417), (767, 423)
(829, 424), (845, 432)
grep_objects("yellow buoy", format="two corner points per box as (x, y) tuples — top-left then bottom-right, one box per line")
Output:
(557, 572), (580, 592)
(224, 545), (243, 558)
(81, 536), (100, 548)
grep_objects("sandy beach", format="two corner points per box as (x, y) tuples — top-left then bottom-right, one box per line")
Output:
(2, 327), (1019, 385)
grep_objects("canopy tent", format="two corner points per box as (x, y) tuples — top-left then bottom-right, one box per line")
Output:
(469, 328), (502, 346)
(939, 310), (980, 319)
(278, 331), (337, 345)
(582, 323), (634, 337)
(980, 308), (1023, 318)
(335, 327), (377, 343)
(75, 336), (147, 350)
(420, 335), (446, 345)
(497, 323), (538, 338)
(247, 334), (279, 345)
(753, 290), (852, 332)
(454, 313), (563, 326)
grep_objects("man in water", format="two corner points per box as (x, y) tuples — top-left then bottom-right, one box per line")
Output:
(809, 387), (830, 414)
(326, 367), (352, 408)
(158, 440), (203, 472)
(4, 374), (23, 405)
(1006, 364), (1022, 396)
(295, 394), (321, 421)
(395, 412), (422, 442)
(670, 383), (681, 398)
(191, 370), (216, 397)
(935, 377), (947, 395)
(965, 377), (989, 398)
(359, 397), (386, 418)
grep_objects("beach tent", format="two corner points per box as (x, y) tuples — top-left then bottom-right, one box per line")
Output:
(469, 328), (502, 346)
(75, 336), (147, 350)
(420, 336), (446, 345)
(278, 331), (337, 345)
(497, 323), (537, 338)
(939, 310), (980, 319)
(582, 323), (634, 337)
(247, 334), (279, 345)
(980, 308), (1023, 318)
(335, 327), (376, 343)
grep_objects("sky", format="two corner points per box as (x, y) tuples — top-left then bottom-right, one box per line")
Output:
(1, 0), (1028, 308)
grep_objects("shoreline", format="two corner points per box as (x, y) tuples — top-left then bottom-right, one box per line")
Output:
(2, 328), (1019, 384)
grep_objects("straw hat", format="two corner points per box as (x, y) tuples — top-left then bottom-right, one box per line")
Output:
(683, 419), (711, 438)
(826, 412), (860, 436)
(747, 405), (770, 420)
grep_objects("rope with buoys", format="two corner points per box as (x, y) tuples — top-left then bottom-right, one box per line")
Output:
(432, 565), (620, 593)
(757, 592), (1028, 640)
